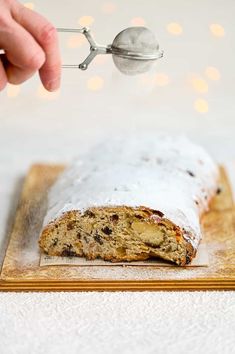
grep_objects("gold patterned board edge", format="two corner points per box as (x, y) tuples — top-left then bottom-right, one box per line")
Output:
(0, 164), (235, 292)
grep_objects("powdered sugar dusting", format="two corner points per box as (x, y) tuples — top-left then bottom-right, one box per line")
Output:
(43, 134), (218, 249)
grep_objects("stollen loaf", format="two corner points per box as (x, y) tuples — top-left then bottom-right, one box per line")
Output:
(39, 135), (218, 265)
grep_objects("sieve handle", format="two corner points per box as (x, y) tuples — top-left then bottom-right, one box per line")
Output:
(57, 27), (111, 70)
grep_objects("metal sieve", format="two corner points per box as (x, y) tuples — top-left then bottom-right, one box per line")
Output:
(57, 26), (163, 75)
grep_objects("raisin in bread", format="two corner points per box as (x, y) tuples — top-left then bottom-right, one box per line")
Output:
(39, 135), (218, 265)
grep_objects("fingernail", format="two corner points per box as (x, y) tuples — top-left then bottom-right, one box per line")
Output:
(46, 77), (60, 91)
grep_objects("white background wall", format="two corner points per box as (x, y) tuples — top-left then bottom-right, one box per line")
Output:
(1, 0), (235, 166)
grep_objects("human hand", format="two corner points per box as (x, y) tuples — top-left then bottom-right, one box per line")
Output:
(0, 0), (61, 91)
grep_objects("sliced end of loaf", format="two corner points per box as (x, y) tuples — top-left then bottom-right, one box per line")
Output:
(39, 207), (196, 266)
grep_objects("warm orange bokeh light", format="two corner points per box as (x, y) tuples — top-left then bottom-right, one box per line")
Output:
(130, 17), (146, 26)
(102, 2), (117, 14)
(87, 76), (104, 91)
(78, 16), (94, 27)
(67, 34), (86, 48)
(93, 55), (109, 65)
(205, 66), (221, 81)
(7, 84), (20, 98)
(154, 73), (170, 87)
(191, 77), (208, 93)
(24, 2), (34, 10)
(194, 99), (209, 113)
(210, 24), (225, 37)
(167, 23), (183, 35)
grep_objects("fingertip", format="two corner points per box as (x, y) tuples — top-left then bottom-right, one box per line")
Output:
(42, 76), (61, 92)
(39, 63), (61, 91)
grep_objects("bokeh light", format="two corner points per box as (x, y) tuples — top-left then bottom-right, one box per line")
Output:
(191, 77), (208, 93)
(67, 34), (86, 48)
(93, 55), (109, 65)
(7, 84), (20, 98)
(37, 85), (60, 100)
(23, 2), (34, 10)
(210, 24), (225, 37)
(205, 66), (221, 81)
(194, 99), (209, 113)
(87, 76), (104, 91)
(102, 2), (117, 14)
(167, 23), (183, 35)
(78, 16), (94, 27)
(154, 73), (170, 87)
(130, 17), (146, 26)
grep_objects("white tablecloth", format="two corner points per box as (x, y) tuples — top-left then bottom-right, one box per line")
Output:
(0, 0), (235, 353)
(0, 292), (235, 354)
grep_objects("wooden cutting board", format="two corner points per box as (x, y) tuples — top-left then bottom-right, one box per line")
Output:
(0, 164), (235, 291)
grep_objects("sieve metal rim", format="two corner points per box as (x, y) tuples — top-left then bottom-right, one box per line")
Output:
(111, 45), (163, 61)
